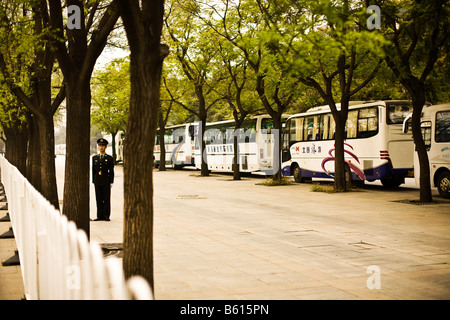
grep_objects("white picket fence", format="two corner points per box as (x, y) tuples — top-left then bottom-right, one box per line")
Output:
(0, 156), (153, 300)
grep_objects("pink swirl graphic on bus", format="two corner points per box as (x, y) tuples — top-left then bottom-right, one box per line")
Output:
(321, 142), (366, 181)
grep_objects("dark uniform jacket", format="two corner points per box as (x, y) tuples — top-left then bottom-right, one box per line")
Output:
(92, 154), (114, 185)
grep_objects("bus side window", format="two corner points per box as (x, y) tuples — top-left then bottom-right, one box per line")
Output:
(164, 129), (173, 144)
(288, 119), (295, 144)
(346, 110), (358, 139)
(436, 111), (450, 143)
(329, 116), (336, 139)
(321, 114), (335, 140)
(320, 115), (328, 140)
(314, 116), (319, 140)
(357, 107), (378, 138)
(305, 117), (315, 141)
(296, 118), (304, 142)
(284, 120), (291, 149)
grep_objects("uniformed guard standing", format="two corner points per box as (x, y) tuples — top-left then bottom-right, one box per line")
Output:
(92, 138), (114, 221)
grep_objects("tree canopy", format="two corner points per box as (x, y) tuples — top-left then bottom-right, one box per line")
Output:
(91, 57), (130, 136)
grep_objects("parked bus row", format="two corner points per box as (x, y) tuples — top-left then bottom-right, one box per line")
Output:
(106, 100), (449, 197)
(153, 114), (288, 175)
(281, 101), (450, 197)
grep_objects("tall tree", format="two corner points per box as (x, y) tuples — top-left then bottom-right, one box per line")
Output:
(118, 0), (169, 291)
(48, 0), (120, 235)
(0, 1), (65, 207)
(195, 0), (300, 181)
(253, 0), (386, 190)
(380, 0), (450, 202)
(0, 84), (29, 175)
(214, 39), (262, 180)
(164, 1), (223, 176)
(91, 57), (130, 162)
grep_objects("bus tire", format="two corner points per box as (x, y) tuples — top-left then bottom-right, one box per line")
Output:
(171, 161), (183, 170)
(381, 176), (403, 189)
(437, 171), (450, 199)
(292, 164), (304, 183)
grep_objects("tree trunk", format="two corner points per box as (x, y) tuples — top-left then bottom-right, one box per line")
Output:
(412, 115), (432, 203)
(62, 79), (91, 237)
(4, 125), (28, 176)
(25, 114), (41, 189)
(272, 115), (283, 181)
(38, 113), (59, 209)
(231, 112), (247, 181)
(122, 53), (162, 291)
(333, 113), (347, 191)
(233, 133), (240, 180)
(158, 116), (166, 171)
(200, 118), (209, 176)
(396, 77), (433, 203)
(409, 87), (432, 203)
(119, 0), (167, 290)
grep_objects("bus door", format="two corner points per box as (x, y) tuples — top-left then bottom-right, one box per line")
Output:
(259, 118), (274, 170)
(193, 122), (202, 170)
(282, 119), (291, 163)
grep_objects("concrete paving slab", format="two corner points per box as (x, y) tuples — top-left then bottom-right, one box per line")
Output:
(0, 221), (24, 300)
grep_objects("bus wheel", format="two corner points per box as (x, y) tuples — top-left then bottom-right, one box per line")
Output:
(292, 164), (303, 183)
(437, 171), (450, 199)
(171, 161), (183, 170)
(381, 176), (403, 189)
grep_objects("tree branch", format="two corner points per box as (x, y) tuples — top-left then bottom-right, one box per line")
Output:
(48, 0), (71, 75)
(51, 83), (66, 115)
(349, 59), (382, 97)
(83, 0), (120, 79)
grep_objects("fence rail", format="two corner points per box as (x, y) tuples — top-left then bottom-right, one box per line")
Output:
(0, 156), (152, 300)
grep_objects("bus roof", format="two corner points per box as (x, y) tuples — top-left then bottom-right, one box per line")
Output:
(424, 103), (450, 110)
(202, 114), (291, 127)
(158, 122), (195, 130)
(421, 103), (450, 117)
(287, 100), (412, 120)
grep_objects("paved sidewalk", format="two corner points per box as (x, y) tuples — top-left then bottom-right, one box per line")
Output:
(0, 205), (24, 300)
(2, 158), (450, 300)
(91, 167), (450, 300)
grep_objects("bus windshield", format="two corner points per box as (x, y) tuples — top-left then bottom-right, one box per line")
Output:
(387, 102), (413, 124)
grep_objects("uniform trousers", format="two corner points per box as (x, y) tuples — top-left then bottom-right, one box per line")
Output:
(94, 183), (111, 220)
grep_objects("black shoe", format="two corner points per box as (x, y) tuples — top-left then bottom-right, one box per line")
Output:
(93, 218), (105, 221)
(105, 218), (110, 221)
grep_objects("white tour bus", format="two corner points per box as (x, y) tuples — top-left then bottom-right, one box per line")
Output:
(403, 103), (450, 198)
(193, 114), (289, 175)
(281, 100), (416, 187)
(154, 123), (195, 169)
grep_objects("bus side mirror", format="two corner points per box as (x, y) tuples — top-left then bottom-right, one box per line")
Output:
(402, 121), (409, 133)
(402, 113), (412, 133)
